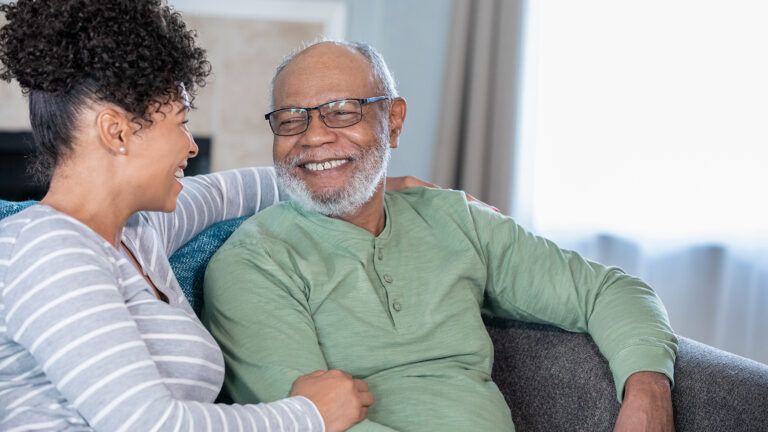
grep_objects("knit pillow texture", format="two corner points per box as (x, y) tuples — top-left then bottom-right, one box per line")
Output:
(0, 200), (35, 219)
(169, 216), (247, 316)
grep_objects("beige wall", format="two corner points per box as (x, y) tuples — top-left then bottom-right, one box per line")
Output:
(184, 16), (322, 170)
(0, 16), (30, 131)
(0, 14), (323, 171)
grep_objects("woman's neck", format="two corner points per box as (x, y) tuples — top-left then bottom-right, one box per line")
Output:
(41, 170), (135, 247)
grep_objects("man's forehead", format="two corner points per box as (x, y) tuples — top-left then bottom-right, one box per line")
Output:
(274, 84), (374, 109)
(273, 44), (377, 108)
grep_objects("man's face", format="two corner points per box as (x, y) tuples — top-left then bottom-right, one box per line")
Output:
(271, 44), (399, 216)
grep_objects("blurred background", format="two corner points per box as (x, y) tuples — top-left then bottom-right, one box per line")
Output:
(1, 0), (766, 364)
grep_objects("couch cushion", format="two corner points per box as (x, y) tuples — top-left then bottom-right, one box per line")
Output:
(169, 217), (248, 316)
(0, 200), (35, 220)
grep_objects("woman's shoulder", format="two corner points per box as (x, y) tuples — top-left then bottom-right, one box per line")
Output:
(2, 204), (98, 238)
(0, 204), (114, 268)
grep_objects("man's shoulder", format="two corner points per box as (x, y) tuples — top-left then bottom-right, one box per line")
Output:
(387, 187), (486, 228)
(387, 186), (518, 242)
(387, 186), (470, 210)
(215, 202), (301, 253)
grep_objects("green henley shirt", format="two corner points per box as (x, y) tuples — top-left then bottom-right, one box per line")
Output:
(203, 187), (677, 432)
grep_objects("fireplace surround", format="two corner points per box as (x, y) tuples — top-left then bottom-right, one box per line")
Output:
(0, 131), (211, 201)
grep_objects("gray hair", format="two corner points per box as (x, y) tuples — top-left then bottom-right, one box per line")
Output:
(269, 39), (398, 110)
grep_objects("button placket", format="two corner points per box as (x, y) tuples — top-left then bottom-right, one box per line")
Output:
(373, 242), (391, 286)
(373, 240), (403, 324)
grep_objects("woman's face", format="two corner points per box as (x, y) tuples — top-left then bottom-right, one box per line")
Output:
(124, 98), (198, 212)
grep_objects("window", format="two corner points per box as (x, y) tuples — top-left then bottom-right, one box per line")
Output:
(519, 0), (768, 243)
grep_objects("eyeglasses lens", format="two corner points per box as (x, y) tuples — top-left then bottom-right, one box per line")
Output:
(269, 99), (364, 136)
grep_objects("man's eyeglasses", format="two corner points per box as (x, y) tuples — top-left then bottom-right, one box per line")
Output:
(264, 96), (390, 136)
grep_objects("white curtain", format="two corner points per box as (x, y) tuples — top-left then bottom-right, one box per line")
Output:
(437, 0), (768, 364)
(515, 0), (768, 364)
(553, 235), (768, 364)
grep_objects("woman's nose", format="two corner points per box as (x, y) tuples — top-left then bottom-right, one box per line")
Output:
(188, 137), (199, 158)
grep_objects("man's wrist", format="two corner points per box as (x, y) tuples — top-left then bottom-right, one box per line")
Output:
(624, 371), (671, 400)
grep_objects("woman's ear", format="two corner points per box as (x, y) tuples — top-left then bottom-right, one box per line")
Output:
(388, 97), (407, 149)
(96, 108), (130, 155)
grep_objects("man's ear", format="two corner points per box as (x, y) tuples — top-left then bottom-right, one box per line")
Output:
(96, 108), (131, 156)
(388, 97), (407, 149)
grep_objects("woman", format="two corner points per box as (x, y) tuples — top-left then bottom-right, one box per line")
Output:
(0, 1), (425, 430)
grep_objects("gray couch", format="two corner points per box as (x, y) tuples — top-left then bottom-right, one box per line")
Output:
(486, 318), (768, 431)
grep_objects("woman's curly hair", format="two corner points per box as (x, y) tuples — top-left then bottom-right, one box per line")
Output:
(0, 0), (211, 182)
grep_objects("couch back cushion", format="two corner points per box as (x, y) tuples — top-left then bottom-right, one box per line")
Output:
(0, 200), (35, 219)
(169, 217), (247, 315)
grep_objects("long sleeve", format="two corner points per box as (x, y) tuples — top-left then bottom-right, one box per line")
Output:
(203, 240), (398, 432)
(145, 167), (281, 256)
(0, 213), (324, 431)
(467, 202), (678, 401)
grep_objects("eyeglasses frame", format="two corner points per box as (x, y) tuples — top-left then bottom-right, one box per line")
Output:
(264, 96), (391, 136)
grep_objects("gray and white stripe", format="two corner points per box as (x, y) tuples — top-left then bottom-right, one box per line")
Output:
(0, 168), (324, 430)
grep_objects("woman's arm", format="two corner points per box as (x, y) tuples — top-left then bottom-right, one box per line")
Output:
(145, 167), (280, 256)
(1, 217), (324, 431)
(147, 169), (449, 256)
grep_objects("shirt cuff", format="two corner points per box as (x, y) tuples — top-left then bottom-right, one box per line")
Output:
(291, 395), (326, 432)
(609, 343), (676, 402)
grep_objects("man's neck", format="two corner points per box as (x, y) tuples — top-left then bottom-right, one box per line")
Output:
(334, 184), (387, 236)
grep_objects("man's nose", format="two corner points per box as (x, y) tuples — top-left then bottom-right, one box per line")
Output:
(299, 110), (335, 147)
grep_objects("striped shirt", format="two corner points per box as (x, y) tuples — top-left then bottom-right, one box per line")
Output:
(0, 168), (325, 431)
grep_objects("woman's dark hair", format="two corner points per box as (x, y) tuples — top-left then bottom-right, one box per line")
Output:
(0, 0), (211, 183)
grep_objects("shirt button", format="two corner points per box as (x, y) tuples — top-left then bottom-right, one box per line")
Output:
(377, 249), (384, 260)
(383, 274), (393, 284)
(392, 301), (402, 312)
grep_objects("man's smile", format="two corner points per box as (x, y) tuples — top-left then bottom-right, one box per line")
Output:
(302, 159), (350, 172)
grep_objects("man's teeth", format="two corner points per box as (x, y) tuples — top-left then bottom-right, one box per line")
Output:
(175, 168), (185, 179)
(304, 159), (348, 172)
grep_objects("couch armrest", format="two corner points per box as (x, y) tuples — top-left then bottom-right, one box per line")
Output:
(485, 318), (768, 432)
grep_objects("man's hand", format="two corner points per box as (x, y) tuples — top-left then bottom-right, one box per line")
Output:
(290, 369), (374, 432)
(614, 371), (674, 432)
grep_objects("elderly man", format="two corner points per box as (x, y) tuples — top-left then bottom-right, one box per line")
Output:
(203, 41), (677, 431)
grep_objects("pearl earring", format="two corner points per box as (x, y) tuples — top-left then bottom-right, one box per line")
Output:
(118, 147), (126, 154)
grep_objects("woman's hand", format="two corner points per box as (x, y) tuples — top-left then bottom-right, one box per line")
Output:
(385, 175), (439, 191)
(386, 176), (500, 213)
(291, 369), (374, 432)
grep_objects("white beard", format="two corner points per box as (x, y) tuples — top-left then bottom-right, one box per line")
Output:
(275, 132), (391, 217)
